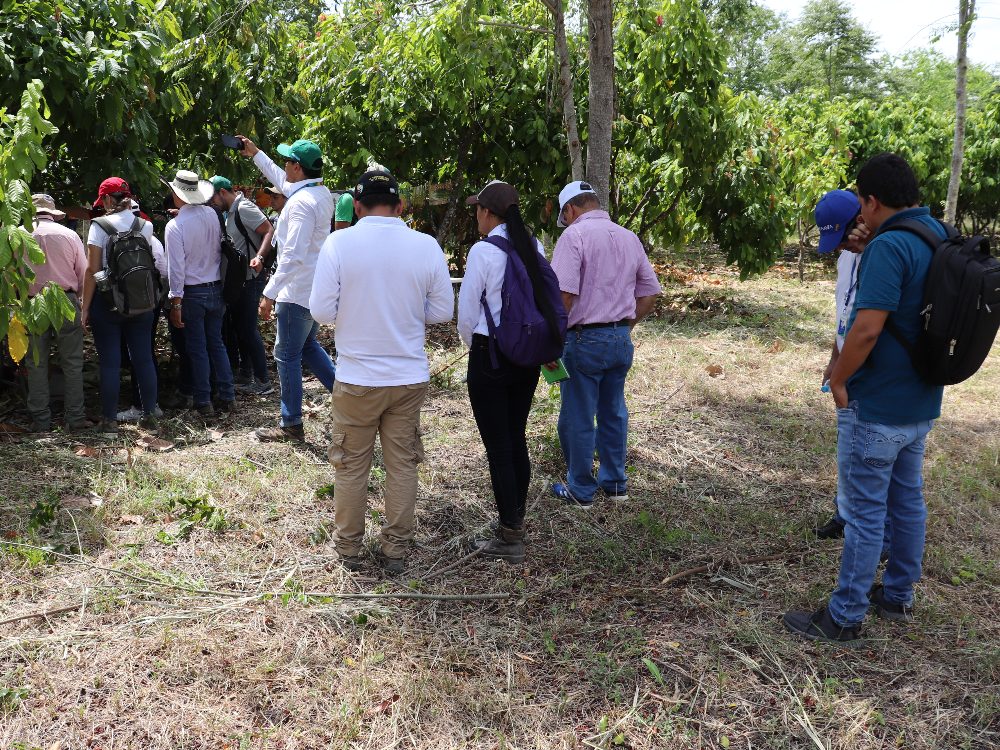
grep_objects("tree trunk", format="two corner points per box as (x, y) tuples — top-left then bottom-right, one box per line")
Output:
(542, 0), (583, 181)
(945, 0), (975, 225)
(585, 0), (614, 208)
(436, 131), (475, 251)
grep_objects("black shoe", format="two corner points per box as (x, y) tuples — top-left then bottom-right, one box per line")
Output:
(337, 552), (365, 572)
(814, 516), (845, 539)
(195, 403), (215, 417)
(783, 605), (863, 645)
(375, 551), (405, 575)
(469, 524), (526, 564)
(215, 399), (236, 415)
(868, 585), (913, 622)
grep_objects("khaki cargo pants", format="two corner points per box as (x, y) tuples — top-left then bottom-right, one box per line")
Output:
(328, 381), (428, 559)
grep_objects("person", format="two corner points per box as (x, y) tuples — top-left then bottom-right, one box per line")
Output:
(334, 191), (354, 230)
(237, 136), (337, 442)
(81, 178), (159, 432)
(24, 194), (92, 432)
(310, 168), (453, 573)
(163, 168), (235, 418)
(814, 189), (866, 538)
(457, 181), (561, 563)
(784, 154), (945, 644)
(549, 181), (661, 507)
(210, 176), (275, 396)
(118, 199), (167, 422)
(255, 186), (285, 274)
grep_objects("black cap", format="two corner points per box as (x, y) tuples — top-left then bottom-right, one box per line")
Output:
(354, 169), (399, 198)
(466, 180), (519, 215)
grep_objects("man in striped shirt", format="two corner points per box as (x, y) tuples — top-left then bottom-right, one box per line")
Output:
(549, 181), (661, 508)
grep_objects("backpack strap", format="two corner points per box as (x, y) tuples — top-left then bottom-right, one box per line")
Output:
(232, 197), (257, 255)
(875, 217), (954, 356)
(478, 236), (516, 369)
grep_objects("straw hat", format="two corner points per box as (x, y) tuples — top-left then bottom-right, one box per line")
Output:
(162, 169), (214, 205)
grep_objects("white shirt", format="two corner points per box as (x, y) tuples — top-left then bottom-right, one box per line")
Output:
(310, 215), (454, 386)
(835, 249), (862, 351)
(87, 209), (155, 268)
(150, 235), (167, 278)
(164, 204), (222, 299)
(457, 224), (546, 347)
(254, 150), (333, 307)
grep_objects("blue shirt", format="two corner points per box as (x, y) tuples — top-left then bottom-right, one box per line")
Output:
(847, 207), (945, 424)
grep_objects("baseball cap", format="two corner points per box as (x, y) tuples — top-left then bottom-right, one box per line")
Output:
(815, 190), (861, 254)
(557, 180), (598, 227)
(276, 139), (323, 171)
(93, 177), (131, 208)
(465, 180), (518, 216)
(353, 169), (399, 198)
(210, 175), (233, 193)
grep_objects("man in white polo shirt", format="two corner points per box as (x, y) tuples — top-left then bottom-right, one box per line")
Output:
(310, 169), (454, 573)
(238, 135), (336, 442)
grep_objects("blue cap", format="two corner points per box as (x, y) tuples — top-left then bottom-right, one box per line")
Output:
(815, 190), (861, 254)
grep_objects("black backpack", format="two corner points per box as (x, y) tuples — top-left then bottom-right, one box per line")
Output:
(94, 216), (159, 317)
(217, 209), (247, 304)
(879, 218), (1000, 385)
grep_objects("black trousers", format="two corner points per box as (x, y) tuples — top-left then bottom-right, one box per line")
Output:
(466, 335), (540, 530)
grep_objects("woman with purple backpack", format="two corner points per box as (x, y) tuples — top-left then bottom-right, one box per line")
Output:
(458, 181), (567, 563)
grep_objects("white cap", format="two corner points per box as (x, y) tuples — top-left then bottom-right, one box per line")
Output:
(557, 180), (598, 227)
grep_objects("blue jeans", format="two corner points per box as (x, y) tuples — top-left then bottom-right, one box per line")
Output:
(830, 402), (934, 626)
(89, 294), (157, 420)
(181, 284), (234, 406)
(274, 302), (336, 427)
(557, 326), (633, 501)
(227, 273), (270, 382)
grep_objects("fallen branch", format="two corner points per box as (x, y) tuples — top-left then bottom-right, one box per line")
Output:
(0, 602), (85, 626)
(660, 553), (796, 586)
(305, 591), (508, 602)
(421, 547), (483, 581)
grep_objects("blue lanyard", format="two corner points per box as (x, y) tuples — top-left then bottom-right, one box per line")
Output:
(287, 181), (321, 198)
(840, 254), (860, 327)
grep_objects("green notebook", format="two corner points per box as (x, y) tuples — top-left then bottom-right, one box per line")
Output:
(541, 358), (570, 384)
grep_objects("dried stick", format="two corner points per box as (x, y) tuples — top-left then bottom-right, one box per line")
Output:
(304, 591), (508, 602)
(0, 603), (85, 626)
(660, 553), (796, 586)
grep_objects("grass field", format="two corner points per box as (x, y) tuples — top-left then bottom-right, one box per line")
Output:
(1, 251), (998, 749)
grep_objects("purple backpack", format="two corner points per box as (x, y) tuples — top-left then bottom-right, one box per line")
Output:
(480, 235), (568, 367)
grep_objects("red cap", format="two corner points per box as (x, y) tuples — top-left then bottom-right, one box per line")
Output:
(93, 177), (131, 208)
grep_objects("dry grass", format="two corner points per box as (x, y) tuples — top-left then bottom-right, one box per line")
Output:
(1, 250), (998, 749)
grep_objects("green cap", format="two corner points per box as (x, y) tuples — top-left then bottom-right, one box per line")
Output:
(276, 139), (323, 171)
(210, 175), (233, 193)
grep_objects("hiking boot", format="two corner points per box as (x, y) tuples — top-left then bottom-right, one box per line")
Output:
(215, 399), (237, 415)
(138, 412), (160, 431)
(375, 551), (405, 574)
(255, 424), (306, 443)
(338, 552), (365, 572)
(162, 393), (193, 410)
(234, 372), (252, 387)
(868, 584), (914, 623)
(65, 418), (97, 433)
(195, 403), (215, 418)
(95, 419), (119, 435)
(814, 516), (846, 539)
(551, 482), (593, 508)
(783, 605), (863, 645)
(470, 523), (526, 564)
(29, 421), (52, 433)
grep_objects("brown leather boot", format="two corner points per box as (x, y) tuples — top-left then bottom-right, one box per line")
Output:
(470, 524), (525, 564)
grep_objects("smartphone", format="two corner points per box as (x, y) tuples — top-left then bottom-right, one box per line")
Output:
(221, 133), (245, 151)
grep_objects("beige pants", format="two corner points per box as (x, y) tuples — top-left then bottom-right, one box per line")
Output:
(328, 381), (428, 559)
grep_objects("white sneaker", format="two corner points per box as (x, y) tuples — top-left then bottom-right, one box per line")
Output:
(116, 406), (143, 422)
(116, 405), (163, 422)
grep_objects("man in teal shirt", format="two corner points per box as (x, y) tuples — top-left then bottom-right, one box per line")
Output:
(785, 153), (944, 644)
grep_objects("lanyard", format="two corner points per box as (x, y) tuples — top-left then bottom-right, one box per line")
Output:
(287, 181), (321, 198)
(839, 254), (860, 329)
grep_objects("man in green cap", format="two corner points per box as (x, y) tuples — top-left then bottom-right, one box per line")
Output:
(210, 175), (275, 396)
(236, 135), (336, 442)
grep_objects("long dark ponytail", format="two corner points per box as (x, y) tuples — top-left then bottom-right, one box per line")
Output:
(503, 204), (563, 344)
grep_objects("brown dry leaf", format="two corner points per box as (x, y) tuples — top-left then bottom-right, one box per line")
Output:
(119, 515), (144, 526)
(705, 364), (724, 378)
(768, 339), (786, 354)
(208, 429), (225, 441)
(136, 435), (174, 452)
(0, 422), (27, 434)
(61, 495), (92, 509)
(74, 444), (100, 458)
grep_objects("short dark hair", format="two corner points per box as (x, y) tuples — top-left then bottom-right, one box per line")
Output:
(302, 164), (323, 179)
(856, 153), (919, 209)
(358, 193), (401, 210)
(569, 193), (601, 210)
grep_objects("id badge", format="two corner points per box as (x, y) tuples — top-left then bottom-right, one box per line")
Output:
(837, 319), (846, 336)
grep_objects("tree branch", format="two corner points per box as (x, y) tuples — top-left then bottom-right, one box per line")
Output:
(476, 19), (552, 35)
